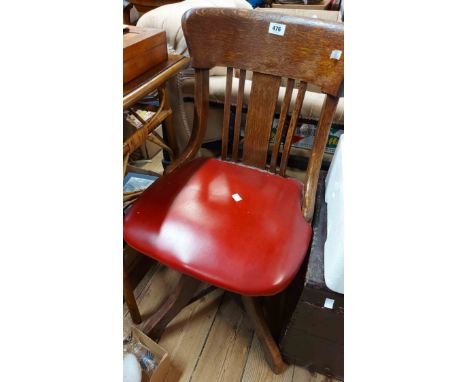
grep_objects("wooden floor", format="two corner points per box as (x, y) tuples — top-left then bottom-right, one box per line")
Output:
(123, 263), (339, 382)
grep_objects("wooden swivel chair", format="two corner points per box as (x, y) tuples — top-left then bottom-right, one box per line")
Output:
(124, 8), (344, 374)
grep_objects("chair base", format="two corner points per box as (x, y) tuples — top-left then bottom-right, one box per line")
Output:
(141, 273), (288, 374)
(123, 263), (142, 324)
(141, 274), (201, 339)
(242, 296), (288, 374)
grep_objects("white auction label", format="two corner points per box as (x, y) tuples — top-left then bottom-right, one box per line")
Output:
(268, 22), (286, 36)
(330, 50), (342, 60)
(232, 193), (242, 202)
(323, 298), (335, 309)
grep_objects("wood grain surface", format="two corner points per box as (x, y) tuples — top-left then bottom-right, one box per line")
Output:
(178, 9), (344, 222)
(182, 8), (343, 95)
(242, 73), (281, 168)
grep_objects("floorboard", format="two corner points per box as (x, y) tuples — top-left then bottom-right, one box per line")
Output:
(157, 289), (223, 382)
(241, 335), (295, 382)
(190, 295), (254, 382)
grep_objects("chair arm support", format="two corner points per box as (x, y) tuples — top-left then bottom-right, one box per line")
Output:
(302, 95), (339, 222)
(166, 69), (209, 174)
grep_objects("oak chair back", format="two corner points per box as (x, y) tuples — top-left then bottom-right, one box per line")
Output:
(172, 8), (344, 222)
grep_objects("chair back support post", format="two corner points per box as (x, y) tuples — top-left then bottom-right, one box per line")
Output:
(179, 8), (344, 221)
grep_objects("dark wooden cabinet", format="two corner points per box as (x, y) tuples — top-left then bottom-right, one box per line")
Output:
(130, 0), (183, 15)
(279, 172), (344, 380)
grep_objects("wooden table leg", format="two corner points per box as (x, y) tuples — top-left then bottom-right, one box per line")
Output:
(159, 86), (179, 158)
(141, 274), (200, 339)
(242, 296), (288, 374)
(123, 2), (132, 25)
(123, 262), (142, 324)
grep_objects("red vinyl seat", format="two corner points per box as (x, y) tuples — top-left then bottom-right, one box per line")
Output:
(124, 157), (312, 296)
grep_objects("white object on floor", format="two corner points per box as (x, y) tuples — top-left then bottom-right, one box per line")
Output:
(123, 353), (142, 382)
(324, 134), (344, 294)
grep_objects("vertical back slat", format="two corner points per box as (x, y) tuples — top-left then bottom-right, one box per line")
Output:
(232, 69), (246, 161)
(269, 78), (295, 173)
(242, 72), (281, 168)
(279, 81), (307, 176)
(221, 67), (234, 160)
(302, 95), (339, 221)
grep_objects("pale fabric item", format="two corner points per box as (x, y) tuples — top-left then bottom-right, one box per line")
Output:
(171, 75), (344, 149)
(123, 353), (142, 382)
(255, 8), (341, 22)
(205, 76), (345, 124)
(324, 134), (344, 294)
(137, 0), (253, 56)
(137, 0), (253, 150)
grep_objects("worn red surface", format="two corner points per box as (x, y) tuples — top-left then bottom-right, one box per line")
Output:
(124, 157), (312, 296)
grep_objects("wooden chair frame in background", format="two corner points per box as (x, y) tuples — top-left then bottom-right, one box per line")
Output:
(123, 55), (189, 325)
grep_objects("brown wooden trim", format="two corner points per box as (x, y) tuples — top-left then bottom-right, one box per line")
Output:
(242, 72), (281, 168)
(302, 95), (339, 221)
(279, 81), (307, 176)
(123, 3), (132, 25)
(130, 0), (182, 15)
(123, 105), (171, 156)
(123, 55), (189, 109)
(270, 78), (295, 173)
(221, 67), (234, 160)
(182, 9), (343, 96)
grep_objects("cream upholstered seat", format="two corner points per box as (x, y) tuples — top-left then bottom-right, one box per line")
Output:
(137, 0), (344, 151)
(175, 73), (344, 148)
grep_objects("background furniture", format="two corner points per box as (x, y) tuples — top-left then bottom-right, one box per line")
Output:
(279, 172), (344, 380)
(272, 0), (332, 10)
(124, 8), (343, 374)
(130, 0), (183, 15)
(123, 26), (168, 85)
(123, 0), (133, 24)
(123, 54), (189, 162)
(124, 0), (183, 25)
(123, 53), (190, 324)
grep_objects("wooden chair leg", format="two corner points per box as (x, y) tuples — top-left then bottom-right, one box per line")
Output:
(242, 296), (288, 375)
(123, 263), (142, 324)
(141, 274), (200, 339)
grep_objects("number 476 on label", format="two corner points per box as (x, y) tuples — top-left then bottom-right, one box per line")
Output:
(268, 22), (286, 36)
